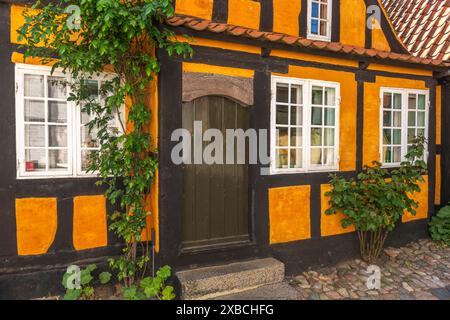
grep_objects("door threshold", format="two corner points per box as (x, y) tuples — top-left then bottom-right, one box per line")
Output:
(181, 237), (252, 254)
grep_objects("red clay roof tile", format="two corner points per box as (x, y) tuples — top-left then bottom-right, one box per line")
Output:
(382, 0), (450, 61)
(166, 15), (448, 67)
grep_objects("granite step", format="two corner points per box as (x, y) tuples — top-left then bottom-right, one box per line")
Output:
(176, 258), (285, 300)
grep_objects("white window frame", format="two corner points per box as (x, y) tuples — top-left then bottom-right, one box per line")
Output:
(307, 0), (333, 41)
(270, 76), (341, 174)
(15, 64), (122, 179)
(379, 87), (429, 168)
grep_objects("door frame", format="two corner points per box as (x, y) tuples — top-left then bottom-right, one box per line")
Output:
(156, 56), (264, 269)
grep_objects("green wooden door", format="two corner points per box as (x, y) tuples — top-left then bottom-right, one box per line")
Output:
(182, 96), (250, 249)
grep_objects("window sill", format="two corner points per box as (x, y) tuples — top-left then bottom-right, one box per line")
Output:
(269, 167), (339, 175)
(16, 174), (99, 180)
(306, 34), (332, 42)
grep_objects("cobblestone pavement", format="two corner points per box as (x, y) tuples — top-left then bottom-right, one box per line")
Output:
(288, 239), (450, 300)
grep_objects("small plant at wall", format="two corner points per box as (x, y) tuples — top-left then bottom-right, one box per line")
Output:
(18, 0), (192, 291)
(325, 136), (428, 263)
(429, 205), (450, 247)
(62, 264), (112, 300)
(122, 265), (175, 300)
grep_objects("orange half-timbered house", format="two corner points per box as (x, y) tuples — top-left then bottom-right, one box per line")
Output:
(0, 0), (449, 298)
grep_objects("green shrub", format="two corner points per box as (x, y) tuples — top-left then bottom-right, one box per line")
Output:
(325, 137), (427, 263)
(429, 205), (450, 246)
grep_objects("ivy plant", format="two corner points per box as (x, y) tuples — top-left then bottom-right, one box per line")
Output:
(325, 136), (428, 263)
(18, 0), (192, 289)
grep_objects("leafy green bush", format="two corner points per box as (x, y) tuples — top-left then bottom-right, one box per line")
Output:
(429, 205), (450, 246)
(325, 137), (427, 263)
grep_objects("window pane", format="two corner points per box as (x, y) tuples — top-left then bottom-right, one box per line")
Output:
(291, 106), (303, 125)
(311, 107), (322, 125)
(48, 102), (67, 123)
(311, 148), (322, 165)
(291, 85), (302, 104)
(276, 148), (288, 169)
(324, 108), (335, 126)
(324, 128), (334, 146)
(311, 128), (322, 146)
(417, 112), (425, 127)
(290, 149), (302, 168)
(393, 93), (402, 109)
(311, 19), (319, 34)
(320, 3), (328, 19)
(24, 100), (45, 122)
(408, 128), (416, 143)
(81, 150), (95, 171)
(290, 128), (302, 147)
(418, 95), (426, 110)
(383, 146), (391, 163)
(84, 80), (99, 99)
(417, 128), (425, 137)
(383, 93), (392, 109)
(383, 129), (391, 144)
(49, 125), (67, 147)
(320, 21), (327, 36)
(324, 148), (334, 165)
(276, 105), (289, 125)
(408, 94), (416, 110)
(81, 127), (99, 148)
(48, 76), (66, 98)
(276, 127), (289, 147)
(393, 147), (401, 163)
(408, 111), (416, 126)
(393, 111), (401, 127)
(311, 2), (319, 18)
(383, 111), (391, 127)
(49, 149), (68, 171)
(312, 86), (323, 105)
(24, 74), (44, 97)
(325, 87), (336, 106)
(276, 84), (289, 103)
(25, 124), (45, 147)
(81, 111), (94, 125)
(393, 129), (401, 145)
(25, 149), (46, 171)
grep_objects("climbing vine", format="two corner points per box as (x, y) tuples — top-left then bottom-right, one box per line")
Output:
(18, 0), (192, 289)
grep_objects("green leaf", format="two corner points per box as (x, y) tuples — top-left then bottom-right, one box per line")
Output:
(99, 272), (112, 284)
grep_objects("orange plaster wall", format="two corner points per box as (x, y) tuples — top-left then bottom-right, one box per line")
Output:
(183, 62), (255, 78)
(175, 0), (213, 20)
(227, 0), (260, 30)
(16, 198), (57, 256)
(10, 5), (33, 45)
(269, 185), (311, 244)
(372, 25), (391, 52)
(402, 176), (429, 223)
(73, 195), (108, 251)
(320, 184), (355, 237)
(274, 65), (357, 171)
(175, 35), (261, 54)
(270, 50), (359, 68)
(436, 155), (441, 205)
(273, 0), (302, 36)
(367, 63), (433, 77)
(363, 76), (427, 167)
(340, 0), (366, 48)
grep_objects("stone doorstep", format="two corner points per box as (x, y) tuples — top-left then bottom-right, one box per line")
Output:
(176, 258), (285, 300)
